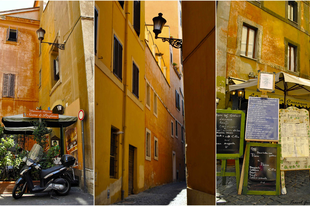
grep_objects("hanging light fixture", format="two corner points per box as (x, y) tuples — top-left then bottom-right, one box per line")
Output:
(152, 13), (182, 49)
(36, 27), (65, 50)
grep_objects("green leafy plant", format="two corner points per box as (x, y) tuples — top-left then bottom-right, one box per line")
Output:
(0, 134), (27, 181)
(32, 121), (52, 149)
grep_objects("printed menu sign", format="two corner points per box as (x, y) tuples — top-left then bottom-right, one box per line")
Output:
(245, 97), (279, 141)
(279, 107), (310, 169)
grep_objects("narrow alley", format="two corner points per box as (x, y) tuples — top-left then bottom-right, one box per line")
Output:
(114, 182), (187, 205)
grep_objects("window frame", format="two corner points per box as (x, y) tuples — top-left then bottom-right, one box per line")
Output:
(113, 35), (123, 81)
(133, 0), (141, 37)
(6, 27), (18, 42)
(175, 120), (178, 138)
(94, 7), (98, 55)
(145, 128), (152, 161)
(240, 24), (257, 59)
(288, 1), (298, 23)
(154, 136), (158, 160)
(182, 99), (184, 116)
(132, 61), (139, 98)
(285, 38), (299, 75)
(110, 127), (119, 179)
(175, 90), (180, 111)
(288, 44), (296, 72)
(146, 83), (151, 109)
(2, 73), (15, 98)
(171, 120), (174, 137)
(153, 93), (158, 117)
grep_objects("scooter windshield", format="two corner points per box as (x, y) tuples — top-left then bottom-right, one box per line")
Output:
(28, 144), (44, 163)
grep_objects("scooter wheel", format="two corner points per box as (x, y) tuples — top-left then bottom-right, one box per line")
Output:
(55, 178), (71, 196)
(12, 182), (26, 199)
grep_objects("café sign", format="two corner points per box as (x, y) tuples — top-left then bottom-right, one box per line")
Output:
(23, 109), (59, 119)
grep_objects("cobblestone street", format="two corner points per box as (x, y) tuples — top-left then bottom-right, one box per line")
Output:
(0, 187), (93, 205)
(217, 164), (310, 205)
(114, 181), (187, 205)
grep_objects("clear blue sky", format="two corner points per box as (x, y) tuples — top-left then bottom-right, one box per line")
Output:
(0, 0), (34, 12)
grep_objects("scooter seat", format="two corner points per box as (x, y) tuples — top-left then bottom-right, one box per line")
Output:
(40, 165), (66, 179)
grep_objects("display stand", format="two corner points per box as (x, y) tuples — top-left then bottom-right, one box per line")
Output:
(242, 142), (280, 195)
(278, 106), (310, 194)
(238, 96), (280, 195)
(216, 109), (245, 190)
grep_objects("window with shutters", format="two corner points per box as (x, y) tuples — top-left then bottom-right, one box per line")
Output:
(133, 1), (140, 37)
(175, 90), (180, 110)
(181, 126), (184, 142)
(182, 99), (184, 116)
(241, 24), (257, 59)
(132, 62), (139, 98)
(146, 83), (151, 109)
(171, 121), (174, 137)
(146, 129), (151, 161)
(94, 7), (98, 55)
(3, 74), (15, 98)
(288, 1), (298, 22)
(154, 137), (158, 160)
(110, 127), (119, 178)
(51, 55), (60, 87)
(175, 120), (178, 138)
(113, 36), (123, 81)
(287, 43), (297, 72)
(153, 93), (158, 117)
(6, 27), (18, 42)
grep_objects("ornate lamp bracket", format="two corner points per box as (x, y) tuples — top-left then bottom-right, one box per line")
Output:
(158, 37), (182, 49)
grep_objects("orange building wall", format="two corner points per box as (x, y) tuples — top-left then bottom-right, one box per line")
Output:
(182, 1), (215, 205)
(144, 40), (185, 189)
(0, 14), (39, 121)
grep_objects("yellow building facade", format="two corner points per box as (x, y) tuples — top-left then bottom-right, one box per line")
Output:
(37, 0), (94, 194)
(217, 1), (310, 109)
(95, 1), (146, 204)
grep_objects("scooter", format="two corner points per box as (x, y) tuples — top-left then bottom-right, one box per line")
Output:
(12, 144), (76, 199)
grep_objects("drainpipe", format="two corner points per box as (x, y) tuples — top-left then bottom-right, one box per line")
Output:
(121, 1), (129, 200)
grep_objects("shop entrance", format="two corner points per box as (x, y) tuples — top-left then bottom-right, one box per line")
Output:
(128, 145), (135, 195)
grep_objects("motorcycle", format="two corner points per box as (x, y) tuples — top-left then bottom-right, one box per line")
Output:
(12, 144), (76, 199)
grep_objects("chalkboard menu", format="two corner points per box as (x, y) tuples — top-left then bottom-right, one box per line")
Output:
(216, 109), (245, 158)
(245, 97), (279, 141)
(243, 142), (280, 195)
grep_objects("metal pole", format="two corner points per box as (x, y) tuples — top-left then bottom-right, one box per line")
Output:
(82, 119), (86, 193)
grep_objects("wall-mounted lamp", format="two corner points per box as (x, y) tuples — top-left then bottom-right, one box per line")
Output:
(152, 13), (182, 49)
(237, 90), (244, 98)
(36, 27), (65, 50)
(231, 91), (236, 96)
(216, 97), (220, 105)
